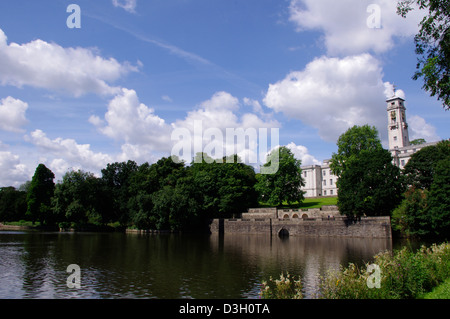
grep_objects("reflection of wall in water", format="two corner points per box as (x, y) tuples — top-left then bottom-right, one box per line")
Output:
(209, 234), (392, 298)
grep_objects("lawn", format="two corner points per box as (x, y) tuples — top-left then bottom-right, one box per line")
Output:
(259, 197), (338, 209)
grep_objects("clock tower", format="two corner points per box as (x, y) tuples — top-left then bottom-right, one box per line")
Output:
(387, 95), (410, 150)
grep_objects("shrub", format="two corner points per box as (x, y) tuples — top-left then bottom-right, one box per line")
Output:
(259, 272), (303, 299)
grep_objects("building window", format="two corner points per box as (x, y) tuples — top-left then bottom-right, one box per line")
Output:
(304, 171), (307, 177)
(330, 179), (333, 185)
(393, 136), (397, 141)
(324, 190), (327, 196)
(330, 190), (333, 195)
(323, 170), (326, 176)
(401, 160), (405, 166)
(323, 180), (326, 186)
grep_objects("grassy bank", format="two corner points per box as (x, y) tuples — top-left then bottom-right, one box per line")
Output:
(421, 277), (450, 299)
(259, 197), (338, 209)
(260, 242), (450, 299)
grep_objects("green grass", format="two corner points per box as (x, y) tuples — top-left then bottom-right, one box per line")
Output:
(421, 277), (450, 299)
(259, 197), (338, 209)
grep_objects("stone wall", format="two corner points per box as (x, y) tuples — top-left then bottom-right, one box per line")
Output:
(209, 216), (392, 239)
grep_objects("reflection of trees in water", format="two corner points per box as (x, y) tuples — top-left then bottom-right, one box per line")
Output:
(5, 232), (392, 299)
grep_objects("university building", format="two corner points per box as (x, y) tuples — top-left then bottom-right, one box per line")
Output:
(300, 93), (440, 198)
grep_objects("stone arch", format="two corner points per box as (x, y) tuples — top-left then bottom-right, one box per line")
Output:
(302, 214), (308, 219)
(283, 214), (290, 219)
(278, 228), (289, 237)
(292, 214), (299, 219)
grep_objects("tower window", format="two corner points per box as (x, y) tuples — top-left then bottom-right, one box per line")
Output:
(393, 136), (397, 141)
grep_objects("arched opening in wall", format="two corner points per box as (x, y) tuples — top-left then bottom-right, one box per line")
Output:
(279, 228), (289, 238)
(283, 214), (289, 219)
(292, 214), (299, 219)
(302, 214), (308, 219)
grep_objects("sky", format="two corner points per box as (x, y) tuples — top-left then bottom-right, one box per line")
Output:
(0, 0), (448, 187)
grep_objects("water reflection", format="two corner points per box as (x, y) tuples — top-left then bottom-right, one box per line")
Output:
(0, 231), (392, 299)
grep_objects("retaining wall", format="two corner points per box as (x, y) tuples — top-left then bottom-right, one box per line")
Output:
(209, 216), (392, 238)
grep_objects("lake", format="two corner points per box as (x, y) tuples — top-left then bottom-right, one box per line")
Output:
(0, 230), (394, 299)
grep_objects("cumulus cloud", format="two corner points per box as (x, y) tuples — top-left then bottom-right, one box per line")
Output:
(90, 88), (172, 152)
(408, 115), (440, 143)
(0, 96), (28, 132)
(112, 0), (137, 13)
(289, 0), (424, 55)
(264, 54), (389, 143)
(25, 129), (114, 177)
(286, 142), (322, 166)
(0, 150), (30, 187)
(172, 91), (280, 164)
(0, 28), (138, 97)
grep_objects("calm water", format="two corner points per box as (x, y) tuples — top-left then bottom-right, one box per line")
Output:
(0, 230), (394, 299)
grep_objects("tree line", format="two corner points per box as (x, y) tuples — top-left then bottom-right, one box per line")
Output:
(0, 149), (304, 232)
(1, 126), (449, 238)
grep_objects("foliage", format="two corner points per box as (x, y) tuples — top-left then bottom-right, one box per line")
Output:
(410, 138), (427, 145)
(394, 141), (450, 238)
(26, 164), (55, 225)
(402, 140), (450, 190)
(422, 277), (450, 299)
(318, 242), (450, 299)
(255, 146), (305, 206)
(0, 187), (27, 222)
(397, 0), (450, 110)
(330, 125), (383, 177)
(52, 170), (107, 229)
(337, 149), (405, 217)
(259, 272), (303, 299)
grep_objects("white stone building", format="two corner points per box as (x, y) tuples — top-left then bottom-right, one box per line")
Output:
(300, 92), (440, 198)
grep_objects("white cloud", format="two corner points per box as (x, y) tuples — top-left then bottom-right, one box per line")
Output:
(0, 28), (138, 97)
(172, 91), (280, 164)
(408, 115), (440, 143)
(286, 142), (322, 166)
(25, 129), (114, 178)
(264, 54), (389, 143)
(112, 0), (137, 13)
(289, 0), (424, 55)
(0, 96), (28, 132)
(0, 150), (30, 187)
(90, 88), (172, 152)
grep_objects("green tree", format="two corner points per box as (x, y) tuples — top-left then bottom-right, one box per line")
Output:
(403, 140), (450, 190)
(255, 146), (305, 206)
(330, 125), (383, 177)
(101, 160), (138, 226)
(410, 138), (427, 145)
(427, 159), (450, 237)
(337, 149), (405, 218)
(26, 164), (55, 226)
(52, 170), (104, 228)
(0, 187), (27, 222)
(397, 0), (450, 110)
(392, 187), (430, 236)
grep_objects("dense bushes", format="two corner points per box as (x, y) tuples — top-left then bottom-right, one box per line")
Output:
(260, 242), (450, 299)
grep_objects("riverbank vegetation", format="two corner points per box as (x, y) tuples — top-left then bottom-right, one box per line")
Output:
(260, 242), (450, 299)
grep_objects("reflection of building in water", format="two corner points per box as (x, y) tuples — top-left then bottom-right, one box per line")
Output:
(301, 92), (441, 198)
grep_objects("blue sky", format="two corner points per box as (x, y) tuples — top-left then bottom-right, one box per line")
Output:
(0, 0), (448, 187)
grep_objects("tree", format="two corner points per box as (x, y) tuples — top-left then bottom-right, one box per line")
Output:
(397, 0), (450, 110)
(330, 125), (383, 177)
(392, 187), (430, 236)
(0, 187), (27, 222)
(101, 160), (138, 226)
(26, 164), (55, 225)
(337, 149), (405, 218)
(426, 159), (450, 237)
(402, 140), (450, 189)
(52, 170), (104, 228)
(410, 138), (427, 145)
(255, 146), (305, 206)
